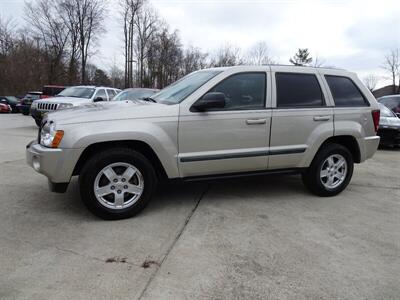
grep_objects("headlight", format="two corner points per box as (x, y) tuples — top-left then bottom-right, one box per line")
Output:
(40, 121), (64, 148)
(58, 103), (73, 110)
(31, 101), (38, 108)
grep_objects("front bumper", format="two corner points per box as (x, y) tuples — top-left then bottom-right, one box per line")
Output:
(26, 140), (83, 191)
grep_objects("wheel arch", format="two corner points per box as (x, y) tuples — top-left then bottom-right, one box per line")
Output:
(72, 140), (169, 180)
(316, 135), (361, 163)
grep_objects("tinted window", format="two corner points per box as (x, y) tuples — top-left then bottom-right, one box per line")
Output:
(276, 73), (324, 108)
(94, 89), (107, 101)
(206, 73), (266, 110)
(325, 76), (368, 107)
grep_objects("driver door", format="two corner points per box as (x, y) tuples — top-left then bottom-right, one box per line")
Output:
(178, 72), (271, 177)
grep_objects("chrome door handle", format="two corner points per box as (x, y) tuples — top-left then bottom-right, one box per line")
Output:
(246, 118), (267, 125)
(313, 116), (330, 121)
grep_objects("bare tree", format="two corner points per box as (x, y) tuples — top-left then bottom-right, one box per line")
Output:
(363, 74), (379, 92)
(120, 0), (144, 87)
(246, 42), (274, 65)
(25, 0), (70, 83)
(0, 15), (15, 57)
(382, 48), (400, 94)
(62, 0), (106, 84)
(210, 44), (243, 67)
(59, 0), (81, 84)
(181, 46), (208, 75)
(134, 6), (158, 87)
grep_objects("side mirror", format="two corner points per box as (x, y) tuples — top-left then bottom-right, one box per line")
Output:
(93, 97), (104, 102)
(191, 92), (225, 112)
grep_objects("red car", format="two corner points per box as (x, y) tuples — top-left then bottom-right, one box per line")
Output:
(0, 102), (12, 113)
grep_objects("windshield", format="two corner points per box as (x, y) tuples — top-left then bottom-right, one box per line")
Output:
(113, 89), (157, 101)
(58, 87), (95, 99)
(152, 70), (222, 104)
(379, 103), (396, 117)
(25, 94), (41, 100)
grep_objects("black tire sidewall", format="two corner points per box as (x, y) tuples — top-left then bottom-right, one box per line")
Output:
(303, 143), (354, 197)
(79, 148), (157, 220)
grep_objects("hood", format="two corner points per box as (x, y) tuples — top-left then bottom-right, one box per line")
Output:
(35, 96), (92, 105)
(46, 100), (176, 125)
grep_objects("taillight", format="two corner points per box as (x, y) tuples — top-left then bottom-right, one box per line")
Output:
(371, 110), (380, 133)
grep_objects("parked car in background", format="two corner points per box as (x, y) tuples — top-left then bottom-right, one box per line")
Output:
(377, 103), (400, 147)
(0, 102), (12, 113)
(26, 66), (380, 220)
(30, 86), (121, 126)
(17, 92), (42, 115)
(378, 95), (400, 118)
(112, 88), (159, 102)
(0, 96), (19, 113)
(41, 85), (66, 99)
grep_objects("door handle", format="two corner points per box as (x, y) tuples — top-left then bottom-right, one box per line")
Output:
(246, 118), (267, 125)
(313, 116), (330, 121)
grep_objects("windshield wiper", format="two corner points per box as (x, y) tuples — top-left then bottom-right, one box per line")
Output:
(141, 97), (157, 103)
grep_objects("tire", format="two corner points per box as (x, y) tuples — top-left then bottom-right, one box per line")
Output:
(302, 143), (354, 197)
(79, 148), (157, 220)
(22, 111), (29, 116)
(35, 118), (41, 127)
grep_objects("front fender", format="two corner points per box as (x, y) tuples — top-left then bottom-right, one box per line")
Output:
(60, 117), (179, 178)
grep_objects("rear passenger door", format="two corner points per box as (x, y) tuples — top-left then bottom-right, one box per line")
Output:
(269, 67), (334, 169)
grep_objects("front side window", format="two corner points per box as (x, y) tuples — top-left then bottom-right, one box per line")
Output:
(94, 89), (107, 101)
(152, 70), (222, 104)
(325, 75), (368, 107)
(276, 73), (324, 108)
(205, 72), (266, 110)
(58, 87), (95, 99)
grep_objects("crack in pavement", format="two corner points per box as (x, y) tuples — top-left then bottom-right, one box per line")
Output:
(0, 159), (26, 165)
(137, 184), (210, 300)
(351, 183), (400, 190)
(0, 235), (144, 268)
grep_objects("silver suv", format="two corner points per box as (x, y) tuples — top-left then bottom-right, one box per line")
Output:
(26, 66), (381, 219)
(30, 86), (121, 126)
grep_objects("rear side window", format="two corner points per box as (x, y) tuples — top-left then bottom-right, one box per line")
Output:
(276, 73), (324, 108)
(325, 75), (368, 107)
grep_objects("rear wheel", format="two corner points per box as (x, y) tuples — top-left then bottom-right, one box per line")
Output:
(79, 148), (157, 220)
(302, 143), (353, 196)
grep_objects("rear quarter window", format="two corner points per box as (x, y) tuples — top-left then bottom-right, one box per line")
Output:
(325, 75), (369, 107)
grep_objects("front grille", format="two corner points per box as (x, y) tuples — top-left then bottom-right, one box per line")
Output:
(37, 102), (59, 111)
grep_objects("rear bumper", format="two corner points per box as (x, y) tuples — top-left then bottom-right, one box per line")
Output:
(358, 136), (380, 161)
(26, 140), (83, 191)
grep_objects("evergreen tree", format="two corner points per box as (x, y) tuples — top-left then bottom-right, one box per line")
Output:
(289, 48), (313, 66)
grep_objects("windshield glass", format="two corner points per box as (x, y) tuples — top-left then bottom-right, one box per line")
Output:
(379, 103), (396, 117)
(113, 89), (157, 101)
(58, 87), (95, 99)
(25, 94), (41, 100)
(152, 70), (222, 104)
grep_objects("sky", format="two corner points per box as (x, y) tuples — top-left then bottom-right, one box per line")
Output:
(1, 0), (400, 87)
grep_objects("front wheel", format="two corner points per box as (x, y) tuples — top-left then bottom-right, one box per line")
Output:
(79, 148), (157, 220)
(302, 143), (354, 197)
